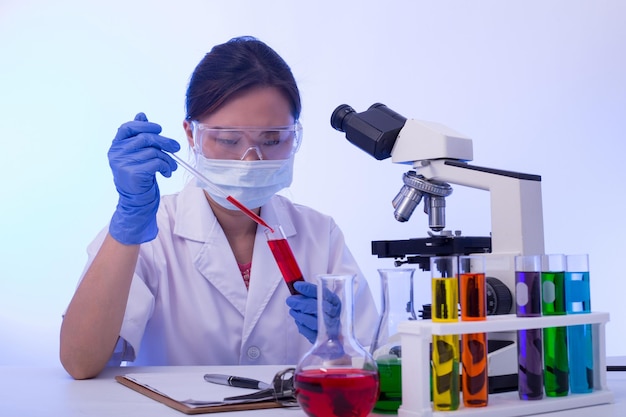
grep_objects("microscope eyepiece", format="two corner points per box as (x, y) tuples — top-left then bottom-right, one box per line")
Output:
(330, 104), (355, 132)
(367, 103), (407, 124)
(330, 103), (407, 160)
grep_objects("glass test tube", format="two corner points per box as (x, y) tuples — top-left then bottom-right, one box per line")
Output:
(431, 256), (460, 411)
(515, 255), (544, 400)
(541, 254), (569, 397)
(565, 254), (594, 393)
(264, 225), (305, 295)
(459, 255), (488, 407)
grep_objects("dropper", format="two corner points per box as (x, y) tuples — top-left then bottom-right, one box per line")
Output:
(166, 151), (275, 233)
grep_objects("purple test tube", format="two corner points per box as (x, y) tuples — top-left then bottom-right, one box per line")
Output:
(515, 255), (544, 400)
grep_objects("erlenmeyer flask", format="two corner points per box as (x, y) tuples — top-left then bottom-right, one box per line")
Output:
(370, 268), (416, 412)
(294, 274), (379, 417)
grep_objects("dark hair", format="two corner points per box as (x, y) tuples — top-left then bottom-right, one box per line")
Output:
(185, 36), (301, 122)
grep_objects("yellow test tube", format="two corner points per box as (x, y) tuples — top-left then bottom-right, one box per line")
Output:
(431, 256), (460, 411)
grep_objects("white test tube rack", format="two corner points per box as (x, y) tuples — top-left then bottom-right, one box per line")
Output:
(397, 312), (613, 417)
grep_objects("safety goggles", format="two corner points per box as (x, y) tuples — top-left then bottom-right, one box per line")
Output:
(192, 121), (302, 160)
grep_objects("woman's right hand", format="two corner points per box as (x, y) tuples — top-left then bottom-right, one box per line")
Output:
(60, 114), (180, 378)
(108, 113), (180, 245)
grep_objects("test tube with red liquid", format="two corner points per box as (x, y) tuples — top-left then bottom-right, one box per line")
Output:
(265, 225), (305, 295)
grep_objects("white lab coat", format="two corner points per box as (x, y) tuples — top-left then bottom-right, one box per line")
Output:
(80, 183), (379, 366)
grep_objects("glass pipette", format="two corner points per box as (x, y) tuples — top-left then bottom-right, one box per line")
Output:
(166, 151), (275, 233)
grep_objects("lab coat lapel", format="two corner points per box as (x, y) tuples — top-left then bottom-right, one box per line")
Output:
(194, 234), (248, 317)
(173, 184), (248, 316)
(240, 197), (297, 345)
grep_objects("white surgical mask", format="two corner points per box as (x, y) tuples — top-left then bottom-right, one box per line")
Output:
(194, 154), (294, 210)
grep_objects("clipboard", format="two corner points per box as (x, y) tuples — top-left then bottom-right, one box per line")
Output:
(115, 374), (288, 414)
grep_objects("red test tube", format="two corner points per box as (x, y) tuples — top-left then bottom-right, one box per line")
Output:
(265, 225), (305, 295)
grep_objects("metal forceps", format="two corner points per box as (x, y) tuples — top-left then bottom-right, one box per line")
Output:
(223, 367), (298, 406)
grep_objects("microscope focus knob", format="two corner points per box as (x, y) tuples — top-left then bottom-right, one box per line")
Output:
(486, 277), (513, 315)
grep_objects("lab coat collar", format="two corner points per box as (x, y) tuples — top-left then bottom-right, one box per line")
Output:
(172, 183), (218, 242)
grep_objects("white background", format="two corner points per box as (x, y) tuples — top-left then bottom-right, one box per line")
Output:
(1, 0), (624, 366)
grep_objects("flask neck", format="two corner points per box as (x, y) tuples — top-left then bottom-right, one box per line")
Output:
(371, 268), (416, 356)
(314, 274), (356, 345)
(296, 274), (376, 373)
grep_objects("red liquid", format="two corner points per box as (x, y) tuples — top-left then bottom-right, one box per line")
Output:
(267, 238), (304, 295)
(295, 368), (380, 417)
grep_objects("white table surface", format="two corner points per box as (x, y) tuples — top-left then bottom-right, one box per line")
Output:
(1, 364), (625, 417)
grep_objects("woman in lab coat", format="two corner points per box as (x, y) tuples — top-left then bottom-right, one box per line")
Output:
(59, 36), (378, 380)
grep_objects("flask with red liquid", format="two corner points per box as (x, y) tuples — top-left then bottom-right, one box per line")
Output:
(294, 274), (379, 417)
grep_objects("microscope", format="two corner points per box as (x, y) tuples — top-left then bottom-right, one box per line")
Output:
(331, 103), (545, 392)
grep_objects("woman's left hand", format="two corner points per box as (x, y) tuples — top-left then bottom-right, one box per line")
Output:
(285, 281), (341, 343)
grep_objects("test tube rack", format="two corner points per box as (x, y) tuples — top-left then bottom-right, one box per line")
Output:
(397, 312), (612, 417)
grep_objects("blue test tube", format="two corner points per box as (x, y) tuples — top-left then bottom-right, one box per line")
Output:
(565, 254), (593, 393)
(515, 255), (544, 401)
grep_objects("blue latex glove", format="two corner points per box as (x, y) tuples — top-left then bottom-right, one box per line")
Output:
(285, 281), (341, 343)
(108, 113), (180, 245)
